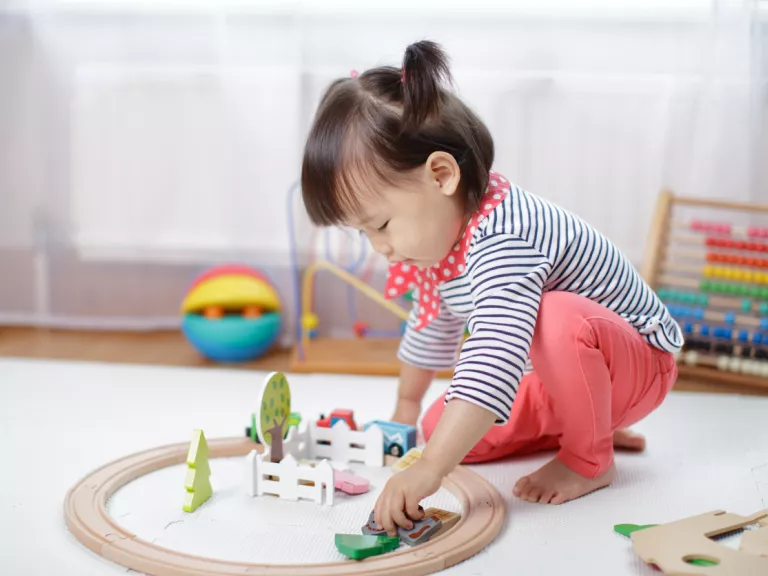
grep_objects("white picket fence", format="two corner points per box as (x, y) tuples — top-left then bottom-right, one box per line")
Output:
(310, 420), (383, 467)
(282, 421), (309, 460)
(245, 449), (334, 505)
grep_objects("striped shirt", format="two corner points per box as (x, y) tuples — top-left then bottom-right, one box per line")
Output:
(398, 181), (683, 425)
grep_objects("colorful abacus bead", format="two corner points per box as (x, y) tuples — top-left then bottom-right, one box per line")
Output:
(728, 357), (742, 372)
(741, 299), (752, 312)
(716, 356), (729, 371)
(761, 318), (768, 331)
(759, 302), (768, 315)
(353, 321), (368, 338)
(753, 332), (764, 345)
(700, 324), (710, 337)
(694, 308), (704, 320)
(302, 313), (319, 331)
(683, 322), (693, 335)
(738, 329), (749, 342)
(724, 312), (735, 325)
(683, 350), (699, 366)
(713, 327), (732, 340)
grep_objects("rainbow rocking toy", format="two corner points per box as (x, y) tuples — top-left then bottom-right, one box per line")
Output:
(181, 264), (282, 362)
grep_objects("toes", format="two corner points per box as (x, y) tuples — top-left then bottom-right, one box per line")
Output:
(614, 429), (647, 451)
(540, 490), (557, 504)
(526, 485), (544, 503)
(513, 476), (530, 497)
(550, 492), (567, 505)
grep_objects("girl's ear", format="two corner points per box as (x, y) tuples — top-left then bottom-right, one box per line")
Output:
(424, 151), (461, 198)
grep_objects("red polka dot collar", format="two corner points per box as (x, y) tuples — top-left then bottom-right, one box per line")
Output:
(385, 171), (510, 330)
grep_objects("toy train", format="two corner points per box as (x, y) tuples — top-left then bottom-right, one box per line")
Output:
(363, 420), (417, 458)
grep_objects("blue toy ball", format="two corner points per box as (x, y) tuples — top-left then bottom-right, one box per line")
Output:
(181, 312), (282, 362)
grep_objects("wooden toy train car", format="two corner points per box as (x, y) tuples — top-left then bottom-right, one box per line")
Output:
(363, 420), (417, 457)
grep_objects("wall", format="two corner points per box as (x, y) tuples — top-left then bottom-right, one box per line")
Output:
(0, 2), (765, 342)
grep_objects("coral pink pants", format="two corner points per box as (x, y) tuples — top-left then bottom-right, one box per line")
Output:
(421, 292), (678, 478)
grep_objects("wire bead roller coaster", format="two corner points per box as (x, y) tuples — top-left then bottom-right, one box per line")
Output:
(644, 190), (768, 391)
(287, 182), (454, 377)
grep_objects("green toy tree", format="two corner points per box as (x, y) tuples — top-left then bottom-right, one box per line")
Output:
(183, 429), (212, 512)
(255, 372), (292, 463)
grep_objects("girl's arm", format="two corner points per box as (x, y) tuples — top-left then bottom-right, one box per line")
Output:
(391, 362), (435, 425)
(420, 398), (496, 475)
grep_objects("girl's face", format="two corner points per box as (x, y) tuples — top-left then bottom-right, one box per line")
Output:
(346, 153), (465, 269)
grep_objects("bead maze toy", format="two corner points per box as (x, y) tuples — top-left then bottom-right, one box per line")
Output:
(644, 191), (768, 391)
(287, 181), (455, 377)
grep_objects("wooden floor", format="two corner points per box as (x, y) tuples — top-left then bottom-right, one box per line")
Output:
(0, 327), (292, 372)
(1, 327), (767, 396)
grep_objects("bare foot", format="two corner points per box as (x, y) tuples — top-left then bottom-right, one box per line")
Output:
(512, 459), (616, 504)
(613, 428), (646, 451)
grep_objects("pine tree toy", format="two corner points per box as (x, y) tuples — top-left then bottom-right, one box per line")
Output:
(183, 429), (212, 513)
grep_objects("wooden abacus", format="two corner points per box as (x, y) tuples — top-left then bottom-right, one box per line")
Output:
(643, 190), (768, 392)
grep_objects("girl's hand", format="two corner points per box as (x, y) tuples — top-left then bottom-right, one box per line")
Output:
(373, 459), (443, 536)
(390, 398), (421, 426)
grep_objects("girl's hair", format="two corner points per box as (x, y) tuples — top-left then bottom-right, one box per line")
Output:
(301, 40), (495, 226)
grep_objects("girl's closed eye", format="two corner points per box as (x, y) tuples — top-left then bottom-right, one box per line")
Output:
(377, 220), (390, 232)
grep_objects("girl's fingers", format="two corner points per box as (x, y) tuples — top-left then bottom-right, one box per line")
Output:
(380, 497), (397, 535)
(405, 499), (423, 522)
(391, 500), (412, 532)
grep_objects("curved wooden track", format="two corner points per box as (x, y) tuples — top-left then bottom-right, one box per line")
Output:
(64, 437), (505, 576)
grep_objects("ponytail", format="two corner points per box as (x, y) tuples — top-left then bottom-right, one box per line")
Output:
(302, 40), (494, 226)
(401, 41), (453, 130)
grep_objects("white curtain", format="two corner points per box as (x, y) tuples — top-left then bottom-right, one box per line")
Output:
(0, 0), (765, 341)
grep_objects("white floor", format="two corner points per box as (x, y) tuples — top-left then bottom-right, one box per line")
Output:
(1, 357), (767, 576)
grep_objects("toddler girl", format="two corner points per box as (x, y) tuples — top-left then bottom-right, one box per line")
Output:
(301, 41), (682, 535)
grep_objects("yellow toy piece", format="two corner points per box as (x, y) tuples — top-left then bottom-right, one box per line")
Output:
(183, 429), (212, 513)
(301, 313), (319, 330)
(181, 275), (281, 314)
(391, 448), (423, 472)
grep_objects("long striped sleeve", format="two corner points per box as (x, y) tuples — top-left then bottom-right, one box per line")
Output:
(398, 289), (466, 371)
(445, 235), (551, 423)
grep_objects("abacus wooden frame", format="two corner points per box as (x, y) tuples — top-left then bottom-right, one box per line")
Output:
(642, 190), (768, 392)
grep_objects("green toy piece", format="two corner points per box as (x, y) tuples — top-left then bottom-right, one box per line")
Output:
(613, 523), (716, 566)
(613, 523), (657, 537)
(687, 558), (718, 566)
(249, 413), (259, 442)
(255, 372), (292, 463)
(287, 412), (302, 435)
(183, 429), (212, 513)
(335, 534), (400, 560)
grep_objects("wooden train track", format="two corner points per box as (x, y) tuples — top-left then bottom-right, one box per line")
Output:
(64, 437), (505, 576)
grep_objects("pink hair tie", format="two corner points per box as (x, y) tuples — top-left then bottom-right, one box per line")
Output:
(401, 69), (406, 83)
(350, 69), (359, 79)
